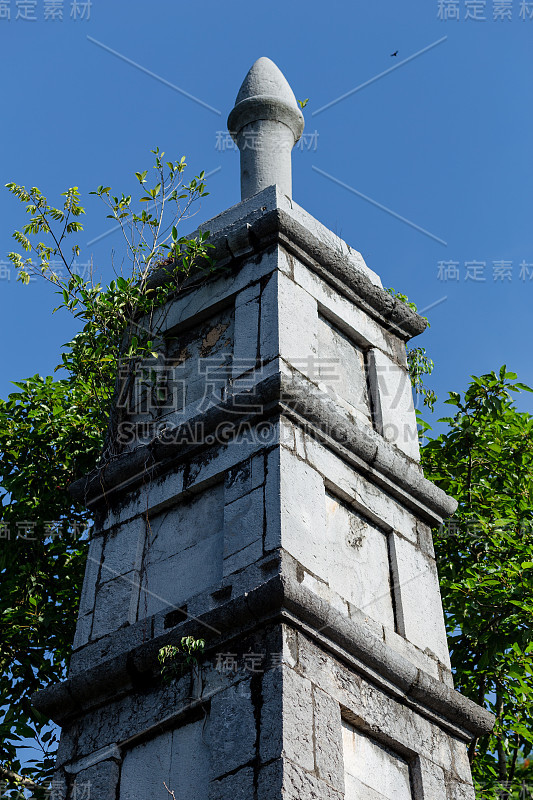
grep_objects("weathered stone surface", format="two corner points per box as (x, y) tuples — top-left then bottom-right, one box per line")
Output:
(317, 314), (372, 426)
(223, 537), (263, 576)
(313, 686), (344, 792)
(389, 533), (451, 666)
(208, 681), (256, 779)
(260, 666), (315, 771)
(101, 517), (145, 582)
(303, 432), (419, 543)
(258, 758), (343, 800)
(411, 756), (447, 800)
(368, 348), (420, 461)
(64, 744), (121, 775)
(449, 736), (476, 783)
(383, 626), (440, 681)
(342, 720), (412, 800)
(446, 779), (477, 799)
(139, 485), (224, 617)
(277, 448), (327, 577)
(417, 519), (436, 559)
(72, 612), (93, 651)
(223, 486), (263, 560)
(119, 719), (209, 800)
(233, 291), (260, 377)
(73, 760), (119, 800)
(92, 571), (138, 640)
(208, 766), (255, 800)
(77, 535), (103, 617)
(294, 630), (463, 773)
(324, 491), (395, 628)
(51, 770), (68, 800)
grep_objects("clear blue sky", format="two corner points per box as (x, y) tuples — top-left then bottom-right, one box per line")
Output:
(1, 0), (532, 424)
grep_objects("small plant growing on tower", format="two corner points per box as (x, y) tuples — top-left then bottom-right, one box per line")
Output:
(158, 637), (206, 682)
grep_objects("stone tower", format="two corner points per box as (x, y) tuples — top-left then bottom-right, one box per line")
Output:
(35, 57), (493, 800)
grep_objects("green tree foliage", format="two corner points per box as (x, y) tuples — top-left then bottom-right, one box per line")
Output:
(422, 368), (533, 799)
(0, 150), (213, 796)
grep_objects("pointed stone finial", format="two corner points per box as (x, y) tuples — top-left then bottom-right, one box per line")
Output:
(228, 57), (304, 201)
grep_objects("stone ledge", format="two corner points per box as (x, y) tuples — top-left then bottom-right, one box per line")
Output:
(69, 370), (455, 524)
(146, 195), (426, 342)
(33, 565), (494, 740)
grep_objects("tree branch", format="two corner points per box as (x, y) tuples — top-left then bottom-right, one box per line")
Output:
(0, 765), (42, 792)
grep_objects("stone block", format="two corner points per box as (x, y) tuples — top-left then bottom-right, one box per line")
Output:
(223, 486), (264, 558)
(260, 271), (319, 375)
(264, 447), (282, 549)
(342, 720), (412, 800)
(208, 681), (256, 779)
(139, 531), (223, 617)
(77, 535), (103, 617)
(258, 758), (343, 800)
(383, 627), (440, 681)
(368, 348), (420, 461)
(313, 686), (344, 792)
(417, 520), (435, 559)
(281, 625), (299, 669)
(92, 571), (138, 640)
(55, 728), (77, 767)
(449, 738), (475, 783)
(294, 424), (307, 460)
(389, 534), (450, 666)
(293, 259), (392, 351)
(446, 779), (476, 800)
(144, 484), (224, 565)
(271, 448), (327, 577)
(251, 452), (266, 489)
(236, 282), (261, 309)
(135, 483), (226, 616)
(278, 415), (296, 451)
(101, 517), (145, 583)
(259, 271), (279, 364)
(299, 568), (350, 618)
(260, 666), (314, 771)
(72, 612), (93, 651)
(73, 759), (119, 800)
(224, 487), (264, 558)
(345, 600), (385, 639)
(164, 305), (235, 416)
(317, 314), (372, 427)
(208, 766), (255, 800)
(296, 633), (455, 774)
(51, 770), (68, 800)
(179, 435), (268, 497)
(279, 275), (319, 379)
(303, 434), (418, 545)
(233, 294), (260, 378)
(411, 756), (447, 800)
(324, 492), (395, 628)
(119, 718), (209, 800)
(224, 460), (252, 505)
(223, 538), (263, 577)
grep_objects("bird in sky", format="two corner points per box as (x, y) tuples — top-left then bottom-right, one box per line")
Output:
(391, 50), (399, 57)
